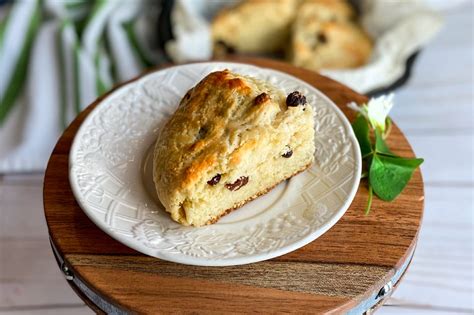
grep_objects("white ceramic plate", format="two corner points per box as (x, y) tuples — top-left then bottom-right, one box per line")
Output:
(69, 62), (361, 266)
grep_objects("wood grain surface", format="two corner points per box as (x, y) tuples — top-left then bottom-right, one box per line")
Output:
(43, 57), (424, 314)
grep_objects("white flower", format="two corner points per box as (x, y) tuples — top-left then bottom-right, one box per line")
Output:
(348, 93), (394, 132)
(367, 94), (394, 132)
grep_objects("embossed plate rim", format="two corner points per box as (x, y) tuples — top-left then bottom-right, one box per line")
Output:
(69, 62), (361, 266)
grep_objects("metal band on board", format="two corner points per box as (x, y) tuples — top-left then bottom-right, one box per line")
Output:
(50, 238), (127, 315)
(355, 245), (416, 315)
(50, 237), (416, 314)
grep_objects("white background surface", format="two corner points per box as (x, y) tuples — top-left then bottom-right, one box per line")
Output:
(0, 3), (472, 314)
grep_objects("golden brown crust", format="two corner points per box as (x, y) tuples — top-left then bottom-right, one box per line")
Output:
(298, 0), (355, 21)
(212, 0), (298, 55)
(292, 20), (373, 70)
(291, 0), (372, 70)
(154, 70), (288, 193)
(205, 162), (312, 225)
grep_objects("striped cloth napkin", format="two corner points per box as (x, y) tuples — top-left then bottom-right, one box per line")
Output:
(0, 0), (163, 172)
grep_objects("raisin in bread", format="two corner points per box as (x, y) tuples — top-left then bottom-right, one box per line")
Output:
(153, 70), (315, 227)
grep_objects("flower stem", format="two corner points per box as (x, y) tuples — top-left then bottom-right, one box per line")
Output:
(365, 185), (373, 215)
(383, 117), (392, 139)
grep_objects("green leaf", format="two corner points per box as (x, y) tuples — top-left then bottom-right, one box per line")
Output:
(375, 129), (395, 156)
(352, 115), (372, 157)
(370, 155), (424, 201)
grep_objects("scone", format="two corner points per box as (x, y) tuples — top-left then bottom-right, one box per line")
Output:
(296, 0), (355, 22)
(211, 0), (373, 70)
(212, 0), (298, 55)
(291, 20), (373, 70)
(291, 0), (373, 70)
(153, 70), (315, 227)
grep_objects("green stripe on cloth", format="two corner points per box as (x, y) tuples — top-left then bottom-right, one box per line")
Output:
(0, 0), (41, 125)
(88, 0), (107, 21)
(102, 29), (118, 83)
(65, 1), (89, 10)
(122, 20), (153, 68)
(81, 0), (113, 95)
(0, 7), (11, 49)
(65, 1), (93, 21)
(84, 0), (112, 96)
(96, 76), (108, 95)
(73, 42), (81, 115)
(84, 0), (107, 46)
(94, 49), (109, 95)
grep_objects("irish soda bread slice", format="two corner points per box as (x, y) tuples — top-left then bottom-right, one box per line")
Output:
(153, 70), (315, 227)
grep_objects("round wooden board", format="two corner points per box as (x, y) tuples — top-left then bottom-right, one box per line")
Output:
(44, 57), (424, 314)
